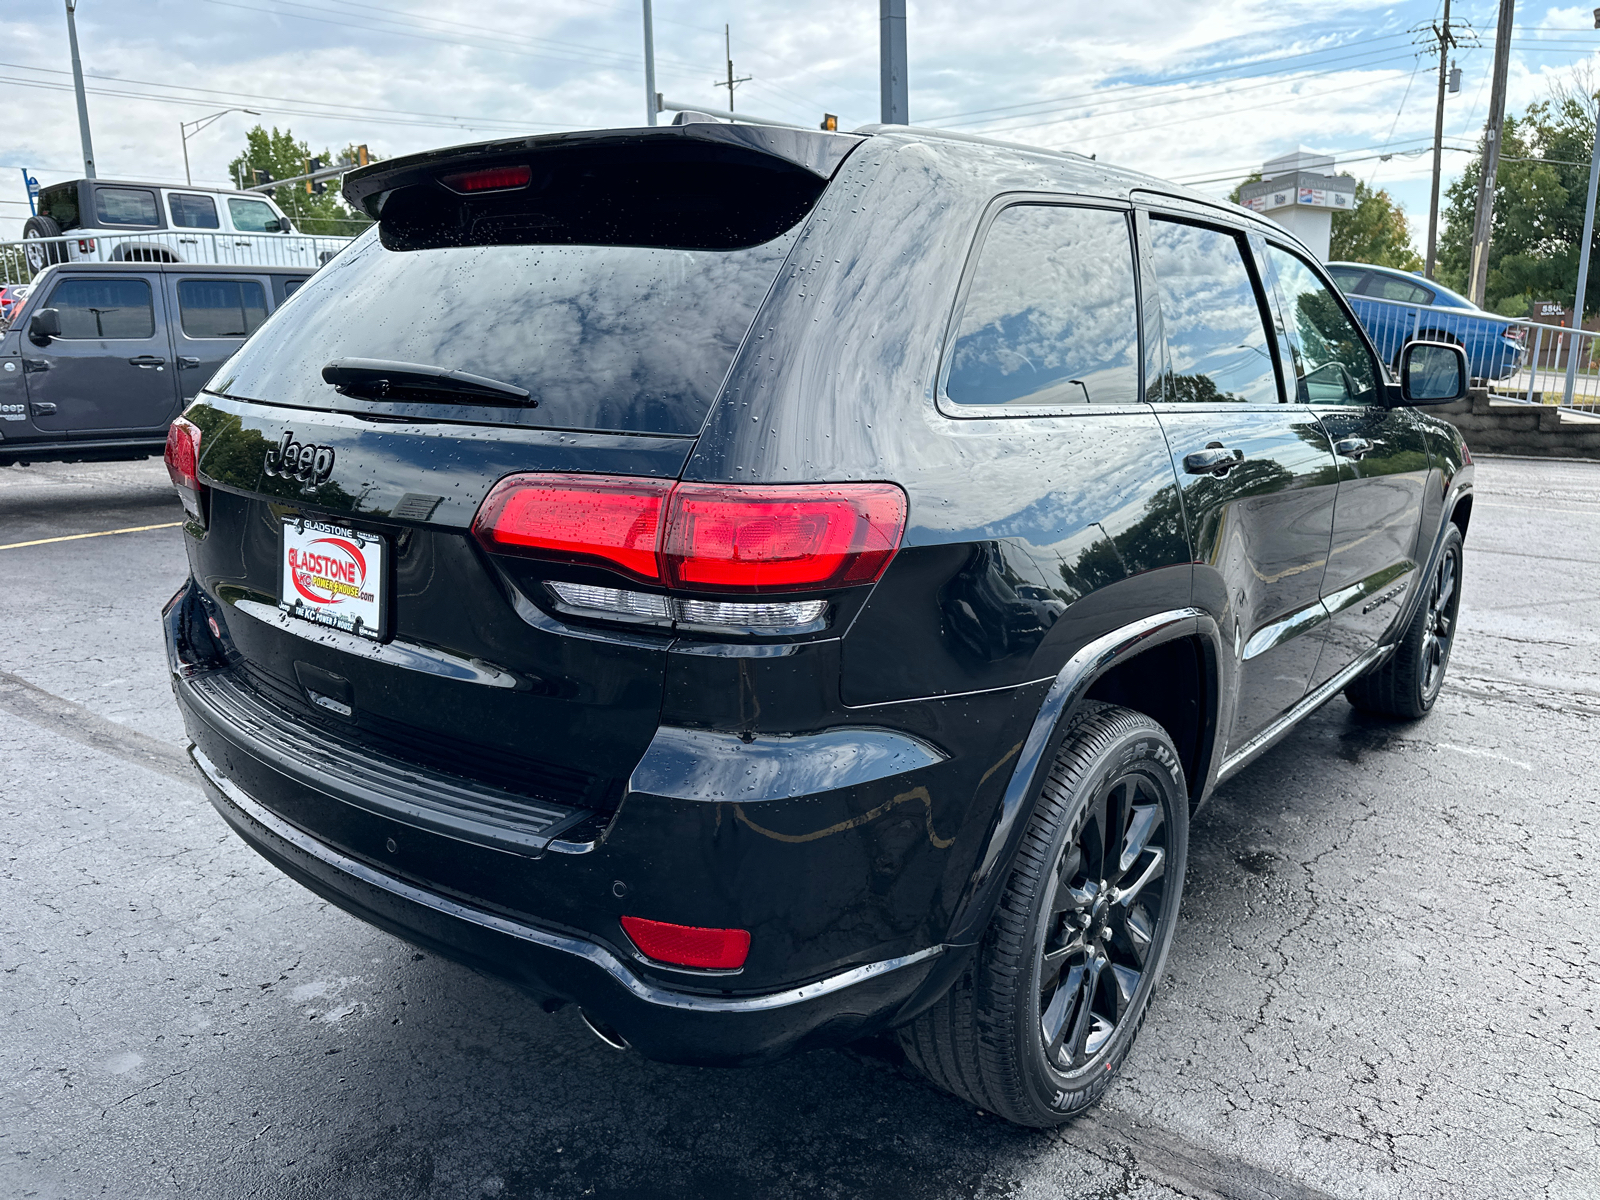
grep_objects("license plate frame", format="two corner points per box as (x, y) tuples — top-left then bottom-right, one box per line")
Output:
(279, 518), (388, 641)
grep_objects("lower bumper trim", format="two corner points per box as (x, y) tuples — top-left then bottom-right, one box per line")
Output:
(192, 747), (943, 1015)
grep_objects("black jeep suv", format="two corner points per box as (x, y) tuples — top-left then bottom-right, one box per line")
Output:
(163, 119), (1472, 1128)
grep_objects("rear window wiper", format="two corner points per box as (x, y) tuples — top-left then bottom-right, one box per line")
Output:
(321, 358), (534, 406)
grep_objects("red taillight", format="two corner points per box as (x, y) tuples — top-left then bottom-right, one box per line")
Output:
(164, 417), (204, 520)
(620, 916), (750, 970)
(439, 165), (532, 193)
(472, 476), (907, 594)
(473, 474), (671, 582)
(662, 483), (906, 592)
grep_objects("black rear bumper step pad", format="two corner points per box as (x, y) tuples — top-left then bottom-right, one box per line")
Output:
(184, 669), (591, 856)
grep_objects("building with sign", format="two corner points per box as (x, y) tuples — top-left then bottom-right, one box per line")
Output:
(1236, 150), (1357, 262)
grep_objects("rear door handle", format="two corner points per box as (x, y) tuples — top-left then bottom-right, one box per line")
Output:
(128, 356), (166, 369)
(178, 356), (201, 369)
(1183, 446), (1246, 475)
(1335, 437), (1375, 460)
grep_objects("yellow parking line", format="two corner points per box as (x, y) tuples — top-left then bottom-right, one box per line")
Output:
(0, 521), (185, 552)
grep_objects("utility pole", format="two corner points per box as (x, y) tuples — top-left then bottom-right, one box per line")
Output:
(1424, 0), (1457, 279)
(1468, 0), (1516, 305)
(880, 0), (908, 125)
(714, 25), (751, 117)
(641, 0), (657, 126)
(1561, 111), (1600, 405)
(63, 0), (96, 179)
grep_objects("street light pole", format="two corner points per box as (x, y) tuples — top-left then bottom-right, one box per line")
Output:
(1561, 108), (1600, 406)
(641, 0), (657, 126)
(64, 0), (96, 179)
(1468, 0), (1516, 306)
(180, 108), (259, 187)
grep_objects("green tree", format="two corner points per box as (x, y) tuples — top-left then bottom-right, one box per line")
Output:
(1329, 182), (1422, 270)
(1438, 83), (1596, 317)
(227, 126), (374, 237)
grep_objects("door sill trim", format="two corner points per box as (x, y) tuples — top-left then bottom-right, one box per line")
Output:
(1218, 641), (1393, 783)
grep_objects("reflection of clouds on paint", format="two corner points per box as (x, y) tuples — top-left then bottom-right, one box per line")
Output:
(221, 227), (796, 436)
(946, 205), (1139, 406)
(1148, 220), (1277, 405)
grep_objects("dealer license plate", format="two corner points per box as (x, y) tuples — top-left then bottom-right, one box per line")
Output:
(279, 519), (387, 640)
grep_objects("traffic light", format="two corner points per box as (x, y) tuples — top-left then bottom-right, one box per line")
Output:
(819, 113), (838, 132)
(307, 157), (326, 195)
(356, 144), (369, 167)
(252, 168), (273, 188)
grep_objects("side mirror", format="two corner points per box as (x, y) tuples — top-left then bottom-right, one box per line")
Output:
(268, 217), (291, 233)
(28, 308), (61, 343)
(1397, 340), (1469, 406)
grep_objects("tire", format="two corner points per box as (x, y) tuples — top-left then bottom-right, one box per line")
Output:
(1345, 523), (1464, 719)
(22, 215), (64, 274)
(897, 702), (1189, 1127)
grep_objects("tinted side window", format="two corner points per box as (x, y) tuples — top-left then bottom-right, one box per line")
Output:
(1369, 274), (1433, 305)
(1266, 247), (1383, 406)
(177, 279), (268, 338)
(47, 279), (155, 339)
(169, 193), (220, 229)
(1148, 218), (1278, 404)
(1328, 267), (1365, 293)
(946, 204), (1140, 407)
(95, 188), (160, 227)
(227, 199), (279, 233)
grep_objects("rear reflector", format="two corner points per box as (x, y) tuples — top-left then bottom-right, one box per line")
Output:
(439, 164), (532, 193)
(164, 416), (205, 521)
(620, 916), (750, 970)
(473, 476), (907, 595)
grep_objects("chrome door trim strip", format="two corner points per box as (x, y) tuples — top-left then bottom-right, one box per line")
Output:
(192, 748), (942, 1013)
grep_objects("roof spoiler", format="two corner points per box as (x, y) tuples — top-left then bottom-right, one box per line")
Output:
(342, 123), (866, 221)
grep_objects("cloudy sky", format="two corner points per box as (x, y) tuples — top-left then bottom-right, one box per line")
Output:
(3, 0), (1599, 254)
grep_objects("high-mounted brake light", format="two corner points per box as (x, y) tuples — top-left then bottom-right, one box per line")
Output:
(439, 165), (533, 194)
(620, 915), (750, 970)
(164, 416), (205, 521)
(471, 476), (907, 595)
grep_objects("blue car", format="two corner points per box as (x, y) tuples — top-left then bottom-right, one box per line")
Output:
(1328, 261), (1524, 381)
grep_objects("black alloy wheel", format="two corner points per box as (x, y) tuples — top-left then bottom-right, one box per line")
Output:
(1038, 768), (1170, 1074)
(1347, 523), (1465, 719)
(897, 702), (1189, 1127)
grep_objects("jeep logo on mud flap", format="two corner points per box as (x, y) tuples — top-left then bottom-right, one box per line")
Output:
(264, 431), (335, 486)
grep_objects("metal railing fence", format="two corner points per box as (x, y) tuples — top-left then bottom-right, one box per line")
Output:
(1344, 293), (1600, 411)
(0, 228), (354, 286)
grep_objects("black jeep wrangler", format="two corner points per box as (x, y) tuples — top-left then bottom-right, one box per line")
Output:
(162, 119), (1471, 1128)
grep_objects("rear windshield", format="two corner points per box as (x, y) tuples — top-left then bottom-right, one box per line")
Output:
(212, 225), (796, 436)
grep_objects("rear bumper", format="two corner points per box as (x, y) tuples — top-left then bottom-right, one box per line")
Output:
(164, 580), (954, 1064)
(190, 744), (941, 1063)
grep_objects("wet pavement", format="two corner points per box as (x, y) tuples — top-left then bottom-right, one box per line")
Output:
(1, 454), (1595, 1200)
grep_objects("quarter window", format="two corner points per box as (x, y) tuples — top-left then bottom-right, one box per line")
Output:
(1266, 247), (1383, 406)
(94, 187), (161, 227)
(177, 279), (268, 338)
(168, 193), (220, 229)
(46, 279), (155, 339)
(945, 204), (1140, 407)
(227, 198), (280, 233)
(1147, 218), (1279, 404)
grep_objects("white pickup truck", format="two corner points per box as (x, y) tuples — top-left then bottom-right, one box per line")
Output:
(17, 178), (352, 277)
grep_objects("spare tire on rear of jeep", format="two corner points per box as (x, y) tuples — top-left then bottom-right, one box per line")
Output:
(23, 216), (66, 274)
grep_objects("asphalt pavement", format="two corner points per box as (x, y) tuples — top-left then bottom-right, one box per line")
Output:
(1, 453), (1595, 1200)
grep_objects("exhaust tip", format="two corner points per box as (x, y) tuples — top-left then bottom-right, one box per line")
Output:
(579, 1008), (631, 1051)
